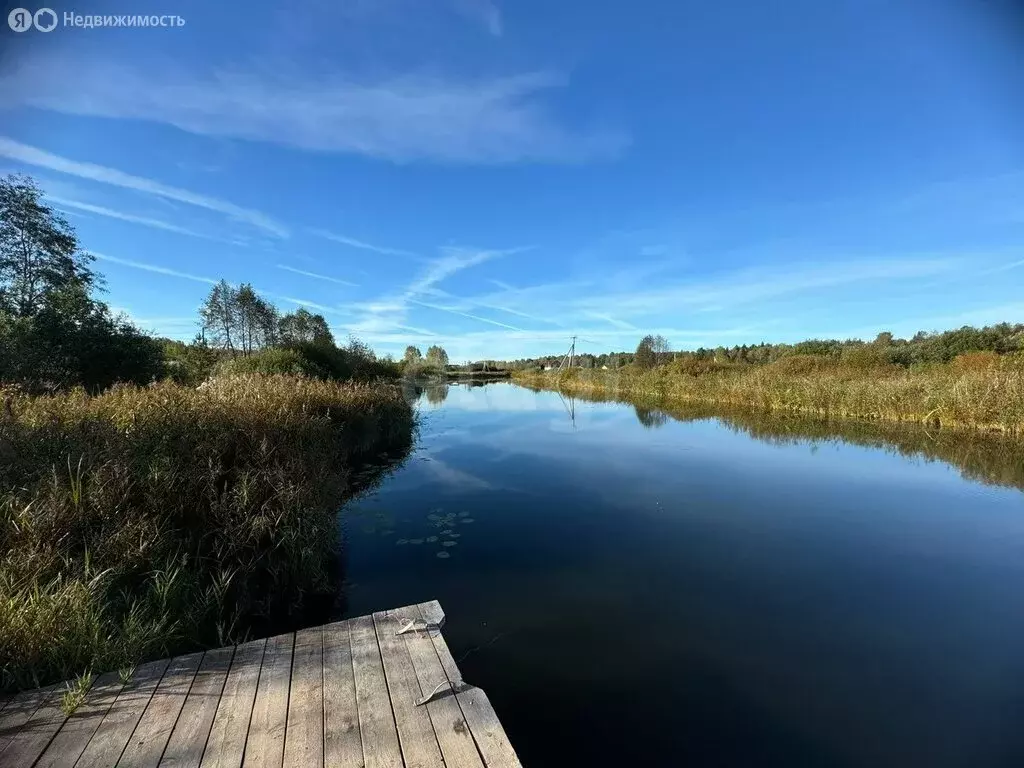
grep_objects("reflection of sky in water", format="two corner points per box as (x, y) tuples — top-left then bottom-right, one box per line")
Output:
(342, 383), (1024, 768)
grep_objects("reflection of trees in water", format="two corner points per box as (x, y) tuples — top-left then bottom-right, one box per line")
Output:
(524, 384), (1024, 493)
(634, 406), (668, 429)
(425, 384), (449, 405)
(401, 380), (424, 404)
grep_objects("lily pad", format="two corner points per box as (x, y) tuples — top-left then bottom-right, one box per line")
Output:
(395, 539), (409, 545)
(460, 518), (475, 524)
(426, 536), (438, 543)
(427, 514), (440, 521)
(408, 538), (424, 545)
(442, 540), (457, 547)
(458, 511), (470, 518)
(446, 532), (462, 539)
(436, 551), (451, 559)
(440, 529), (454, 535)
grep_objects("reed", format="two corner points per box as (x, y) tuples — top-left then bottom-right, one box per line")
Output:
(0, 374), (414, 693)
(514, 352), (1024, 433)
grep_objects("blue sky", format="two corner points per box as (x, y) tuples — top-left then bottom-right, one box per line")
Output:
(1, 0), (1023, 361)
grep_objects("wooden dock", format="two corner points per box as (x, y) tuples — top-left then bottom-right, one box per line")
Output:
(0, 601), (521, 767)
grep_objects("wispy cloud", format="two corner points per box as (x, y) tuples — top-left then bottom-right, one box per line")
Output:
(405, 246), (519, 296)
(410, 299), (525, 331)
(452, 0), (503, 35)
(585, 311), (637, 330)
(47, 196), (228, 242)
(93, 253), (218, 285)
(276, 264), (359, 286)
(0, 137), (287, 237)
(309, 229), (420, 260)
(1, 60), (627, 164)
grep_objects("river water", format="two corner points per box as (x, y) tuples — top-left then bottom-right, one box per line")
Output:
(339, 381), (1024, 767)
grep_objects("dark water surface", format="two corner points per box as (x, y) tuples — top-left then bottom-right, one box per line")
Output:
(339, 382), (1024, 767)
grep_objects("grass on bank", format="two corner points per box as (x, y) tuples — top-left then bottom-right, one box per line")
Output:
(514, 350), (1024, 433)
(0, 373), (414, 694)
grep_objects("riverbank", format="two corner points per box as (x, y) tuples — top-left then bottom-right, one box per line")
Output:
(446, 370), (511, 381)
(0, 374), (414, 694)
(513, 354), (1024, 433)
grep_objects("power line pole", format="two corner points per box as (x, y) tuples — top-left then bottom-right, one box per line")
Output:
(557, 335), (577, 372)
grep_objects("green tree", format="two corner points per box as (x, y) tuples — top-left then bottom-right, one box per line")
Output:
(278, 308), (334, 346)
(425, 345), (449, 369)
(635, 335), (656, 369)
(235, 283), (278, 355)
(0, 282), (161, 392)
(0, 174), (95, 318)
(199, 279), (238, 353)
(0, 174), (160, 392)
(404, 345), (423, 364)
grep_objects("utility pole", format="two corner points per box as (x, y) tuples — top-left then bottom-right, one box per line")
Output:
(557, 335), (577, 372)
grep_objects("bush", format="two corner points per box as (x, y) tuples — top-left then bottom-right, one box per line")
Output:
(214, 348), (329, 379)
(0, 375), (414, 692)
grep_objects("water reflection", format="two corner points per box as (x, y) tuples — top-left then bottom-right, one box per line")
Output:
(524, 383), (1024, 493)
(341, 382), (1024, 767)
(634, 405), (669, 429)
(425, 383), (449, 405)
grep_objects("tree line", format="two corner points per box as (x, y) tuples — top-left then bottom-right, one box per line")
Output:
(502, 325), (1024, 372)
(0, 174), (163, 392)
(0, 173), (397, 393)
(402, 344), (450, 374)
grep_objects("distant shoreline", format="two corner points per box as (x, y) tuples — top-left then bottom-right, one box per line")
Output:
(513, 360), (1023, 434)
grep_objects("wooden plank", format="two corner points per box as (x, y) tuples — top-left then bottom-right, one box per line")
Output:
(282, 627), (323, 768)
(321, 620), (361, 768)
(159, 647), (234, 768)
(414, 603), (522, 768)
(0, 684), (57, 755)
(119, 652), (203, 768)
(349, 615), (402, 768)
(74, 659), (171, 768)
(372, 610), (444, 768)
(241, 633), (293, 768)
(0, 684), (68, 767)
(391, 607), (483, 768)
(199, 639), (266, 768)
(34, 671), (125, 768)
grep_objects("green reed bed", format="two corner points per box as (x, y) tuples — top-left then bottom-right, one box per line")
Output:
(0, 374), (414, 693)
(514, 352), (1024, 433)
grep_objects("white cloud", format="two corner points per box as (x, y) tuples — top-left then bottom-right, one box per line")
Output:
(309, 229), (421, 259)
(47, 196), (231, 243)
(276, 264), (359, 287)
(93, 253), (218, 285)
(410, 299), (525, 331)
(1, 60), (626, 164)
(0, 137), (287, 237)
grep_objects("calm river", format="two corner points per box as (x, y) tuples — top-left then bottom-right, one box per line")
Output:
(339, 381), (1024, 767)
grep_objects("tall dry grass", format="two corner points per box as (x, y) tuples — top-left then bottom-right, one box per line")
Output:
(514, 352), (1024, 433)
(0, 374), (414, 693)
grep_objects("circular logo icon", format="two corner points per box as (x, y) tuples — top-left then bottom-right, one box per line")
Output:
(7, 7), (32, 31)
(34, 8), (57, 31)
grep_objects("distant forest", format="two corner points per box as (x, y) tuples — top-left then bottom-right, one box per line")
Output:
(500, 324), (1024, 371)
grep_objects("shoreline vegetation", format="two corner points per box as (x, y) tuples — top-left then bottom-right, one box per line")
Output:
(512, 345), (1024, 434)
(0, 375), (414, 694)
(514, 360), (1024, 433)
(0, 174), (417, 695)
